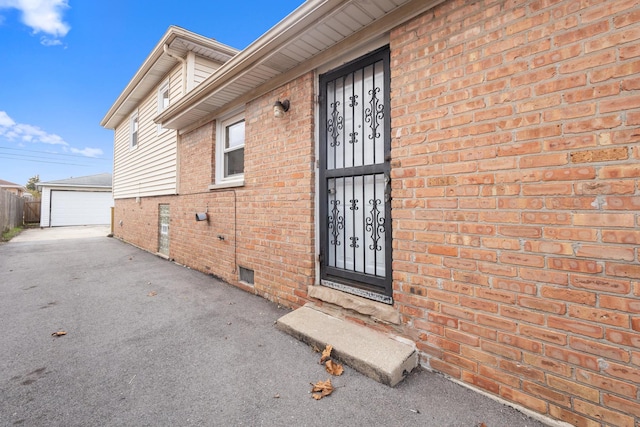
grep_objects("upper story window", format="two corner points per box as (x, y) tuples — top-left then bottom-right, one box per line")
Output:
(215, 111), (245, 184)
(130, 111), (139, 149)
(157, 80), (170, 134)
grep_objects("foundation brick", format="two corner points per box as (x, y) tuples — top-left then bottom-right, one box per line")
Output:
(549, 406), (600, 427)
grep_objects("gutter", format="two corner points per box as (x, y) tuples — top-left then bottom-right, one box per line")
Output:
(163, 44), (187, 95)
(155, 0), (343, 127)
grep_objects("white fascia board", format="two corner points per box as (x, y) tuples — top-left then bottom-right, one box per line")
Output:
(100, 26), (239, 129)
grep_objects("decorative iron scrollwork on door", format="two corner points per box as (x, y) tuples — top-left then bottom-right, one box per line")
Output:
(328, 199), (344, 246)
(328, 101), (343, 147)
(365, 198), (385, 252)
(365, 87), (384, 141)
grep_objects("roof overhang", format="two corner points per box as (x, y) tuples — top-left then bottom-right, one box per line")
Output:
(100, 26), (239, 129)
(156, 0), (445, 133)
(0, 185), (26, 191)
(37, 184), (112, 190)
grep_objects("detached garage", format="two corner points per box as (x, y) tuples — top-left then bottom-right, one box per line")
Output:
(38, 173), (113, 227)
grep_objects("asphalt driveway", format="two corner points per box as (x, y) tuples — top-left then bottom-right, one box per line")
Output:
(0, 228), (548, 426)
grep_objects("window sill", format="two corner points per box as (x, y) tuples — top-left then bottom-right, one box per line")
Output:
(208, 180), (244, 190)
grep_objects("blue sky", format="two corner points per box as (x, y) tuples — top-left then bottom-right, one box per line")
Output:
(0, 0), (304, 187)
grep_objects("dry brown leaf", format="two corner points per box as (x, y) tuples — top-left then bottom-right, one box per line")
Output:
(311, 378), (334, 400)
(51, 331), (66, 337)
(320, 344), (332, 363)
(311, 379), (332, 392)
(147, 291), (157, 297)
(325, 359), (344, 376)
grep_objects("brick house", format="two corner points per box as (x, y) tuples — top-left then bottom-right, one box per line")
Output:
(102, 1), (640, 426)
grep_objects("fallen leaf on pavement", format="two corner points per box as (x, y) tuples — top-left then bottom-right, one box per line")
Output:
(320, 344), (332, 363)
(147, 291), (157, 297)
(311, 378), (334, 400)
(325, 359), (344, 376)
(51, 331), (66, 337)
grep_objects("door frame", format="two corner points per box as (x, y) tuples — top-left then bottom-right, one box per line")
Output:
(317, 46), (393, 304)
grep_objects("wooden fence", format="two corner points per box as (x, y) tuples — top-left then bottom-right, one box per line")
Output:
(24, 200), (41, 224)
(0, 189), (24, 233)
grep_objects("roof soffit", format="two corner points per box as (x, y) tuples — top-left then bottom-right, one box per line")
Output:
(158, 0), (445, 131)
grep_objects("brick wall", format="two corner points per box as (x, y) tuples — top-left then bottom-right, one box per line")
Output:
(239, 72), (316, 305)
(390, 1), (640, 426)
(178, 121), (214, 194)
(113, 197), (169, 251)
(113, 72), (316, 308)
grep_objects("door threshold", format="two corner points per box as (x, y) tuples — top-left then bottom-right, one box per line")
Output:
(321, 279), (392, 304)
(309, 284), (400, 325)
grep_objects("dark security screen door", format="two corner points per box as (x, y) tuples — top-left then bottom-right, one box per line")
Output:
(319, 47), (392, 304)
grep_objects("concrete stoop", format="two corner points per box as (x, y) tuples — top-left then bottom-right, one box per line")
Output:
(276, 305), (418, 387)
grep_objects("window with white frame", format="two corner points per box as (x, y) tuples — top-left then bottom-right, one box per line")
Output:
(157, 79), (170, 134)
(130, 111), (139, 149)
(215, 111), (245, 183)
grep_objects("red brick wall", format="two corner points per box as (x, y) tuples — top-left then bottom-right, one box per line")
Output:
(113, 197), (169, 251)
(390, 1), (640, 426)
(240, 72), (316, 304)
(178, 121), (214, 194)
(113, 72), (316, 307)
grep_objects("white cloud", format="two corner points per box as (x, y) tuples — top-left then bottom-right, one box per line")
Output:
(5, 122), (68, 146)
(0, 110), (66, 145)
(40, 36), (62, 46)
(70, 147), (103, 158)
(0, 110), (16, 127)
(0, 0), (70, 44)
(0, 110), (103, 159)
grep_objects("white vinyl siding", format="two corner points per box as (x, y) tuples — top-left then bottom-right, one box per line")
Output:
(194, 56), (223, 86)
(169, 66), (183, 98)
(112, 53), (223, 200)
(113, 65), (183, 199)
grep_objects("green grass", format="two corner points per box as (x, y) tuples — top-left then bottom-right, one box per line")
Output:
(1, 226), (23, 242)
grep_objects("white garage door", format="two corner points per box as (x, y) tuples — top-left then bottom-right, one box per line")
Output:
(50, 191), (113, 227)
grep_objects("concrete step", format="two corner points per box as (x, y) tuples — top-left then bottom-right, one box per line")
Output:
(276, 305), (418, 387)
